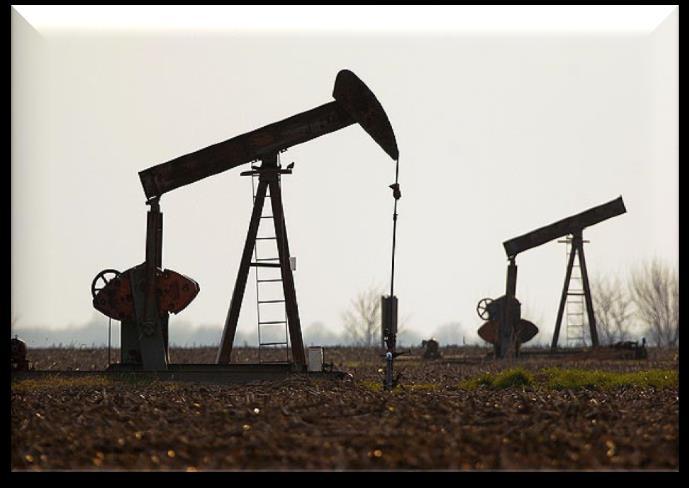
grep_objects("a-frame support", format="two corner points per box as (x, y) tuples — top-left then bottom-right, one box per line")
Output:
(216, 154), (306, 368)
(550, 230), (599, 350)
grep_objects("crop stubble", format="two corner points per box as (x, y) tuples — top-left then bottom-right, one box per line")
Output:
(11, 347), (678, 470)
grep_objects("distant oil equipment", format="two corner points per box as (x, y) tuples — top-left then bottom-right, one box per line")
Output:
(11, 336), (31, 372)
(421, 338), (442, 360)
(90, 69), (398, 378)
(476, 196), (627, 359)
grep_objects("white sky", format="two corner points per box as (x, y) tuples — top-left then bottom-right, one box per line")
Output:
(11, 5), (676, 33)
(11, 6), (678, 347)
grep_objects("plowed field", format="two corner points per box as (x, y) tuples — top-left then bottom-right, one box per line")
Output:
(11, 346), (678, 471)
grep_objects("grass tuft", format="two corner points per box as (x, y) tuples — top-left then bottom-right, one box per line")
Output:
(407, 383), (439, 392)
(360, 380), (383, 392)
(458, 372), (495, 390)
(359, 380), (440, 393)
(492, 368), (534, 389)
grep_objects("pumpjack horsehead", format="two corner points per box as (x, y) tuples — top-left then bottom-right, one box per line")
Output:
(476, 197), (627, 359)
(91, 70), (399, 371)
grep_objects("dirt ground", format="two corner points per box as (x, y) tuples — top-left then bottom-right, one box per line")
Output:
(11, 346), (679, 471)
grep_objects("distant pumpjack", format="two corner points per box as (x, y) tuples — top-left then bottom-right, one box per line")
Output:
(421, 338), (441, 360)
(477, 196), (627, 359)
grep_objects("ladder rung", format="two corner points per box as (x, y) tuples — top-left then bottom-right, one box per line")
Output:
(260, 216), (274, 219)
(250, 263), (280, 268)
(257, 278), (283, 283)
(258, 299), (286, 304)
(259, 341), (289, 346)
(256, 258), (279, 261)
(256, 236), (277, 240)
(567, 292), (586, 296)
(259, 320), (287, 325)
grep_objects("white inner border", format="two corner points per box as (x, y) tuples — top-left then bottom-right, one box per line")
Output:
(13, 5), (678, 34)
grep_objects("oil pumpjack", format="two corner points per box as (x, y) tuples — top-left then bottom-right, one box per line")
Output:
(91, 69), (399, 372)
(476, 196), (627, 359)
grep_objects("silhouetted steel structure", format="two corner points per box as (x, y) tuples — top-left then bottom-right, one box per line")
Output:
(138, 70), (398, 200)
(11, 336), (30, 372)
(91, 69), (398, 372)
(91, 204), (200, 369)
(421, 339), (442, 360)
(478, 196), (626, 359)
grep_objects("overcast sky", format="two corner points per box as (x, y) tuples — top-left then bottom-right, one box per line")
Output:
(11, 7), (678, 348)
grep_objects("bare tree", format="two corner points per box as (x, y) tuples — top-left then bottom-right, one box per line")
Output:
(629, 259), (679, 347)
(11, 315), (21, 336)
(342, 287), (383, 347)
(592, 274), (633, 345)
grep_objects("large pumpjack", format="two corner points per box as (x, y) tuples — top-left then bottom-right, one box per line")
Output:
(91, 69), (399, 373)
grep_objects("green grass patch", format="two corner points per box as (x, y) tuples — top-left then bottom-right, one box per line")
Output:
(493, 368), (535, 388)
(360, 380), (383, 392)
(459, 368), (534, 390)
(458, 367), (677, 391)
(407, 383), (440, 392)
(458, 372), (494, 390)
(543, 368), (678, 390)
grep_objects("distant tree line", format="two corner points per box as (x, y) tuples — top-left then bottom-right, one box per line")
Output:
(592, 258), (678, 347)
(16, 259), (677, 350)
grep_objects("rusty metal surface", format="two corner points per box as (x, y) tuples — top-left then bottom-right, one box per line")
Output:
(478, 319), (539, 346)
(157, 269), (200, 314)
(93, 267), (199, 321)
(502, 196), (626, 258)
(138, 102), (351, 199)
(138, 69), (398, 200)
(92, 270), (135, 321)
